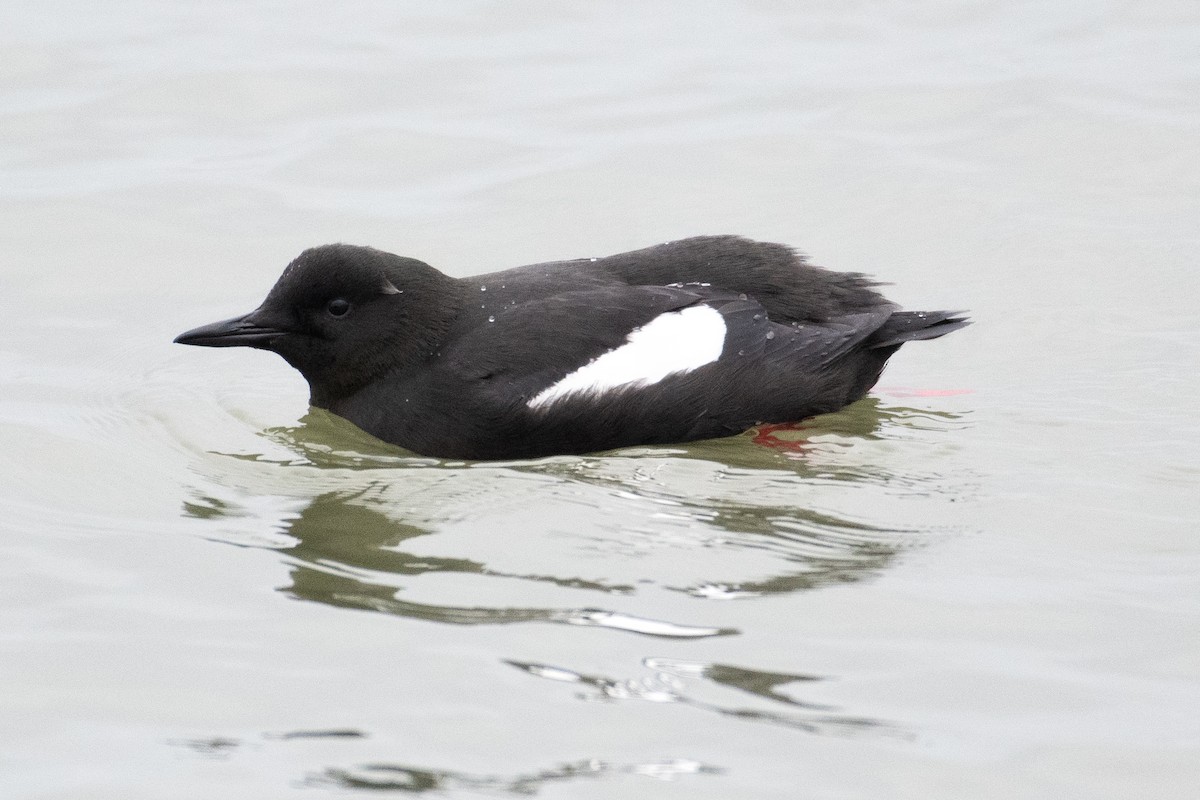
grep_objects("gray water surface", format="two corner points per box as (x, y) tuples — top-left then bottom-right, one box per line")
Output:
(3, 2), (1198, 798)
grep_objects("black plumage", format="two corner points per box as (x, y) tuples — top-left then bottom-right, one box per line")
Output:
(175, 236), (968, 459)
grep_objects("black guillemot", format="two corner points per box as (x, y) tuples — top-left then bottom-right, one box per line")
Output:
(175, 236), (968, 459)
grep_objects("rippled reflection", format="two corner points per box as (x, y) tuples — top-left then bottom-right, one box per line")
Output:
(182, 397), (969, 638)
(172, 735), (721, 791)
(314, 757), (722, 793)
(186, 490), (735, 637)
(506, 657), (899, 738)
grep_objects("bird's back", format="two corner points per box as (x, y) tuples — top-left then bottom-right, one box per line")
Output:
(465, 235), (890, 327)
(591, 235), (891, 322)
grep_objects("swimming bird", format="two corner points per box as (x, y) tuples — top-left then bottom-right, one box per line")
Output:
(175, 236), (967, 459)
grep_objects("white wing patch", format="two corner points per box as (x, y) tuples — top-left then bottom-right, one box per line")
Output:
(528, 305), (726, 409)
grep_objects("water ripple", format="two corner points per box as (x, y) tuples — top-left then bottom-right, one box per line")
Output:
(506, 656), (903, 738)
(315, 757), (723, 793)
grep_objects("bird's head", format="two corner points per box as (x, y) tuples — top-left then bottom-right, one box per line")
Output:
(175, 244), (459, 404)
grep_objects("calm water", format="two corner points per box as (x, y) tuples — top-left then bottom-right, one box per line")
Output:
(3, 2), (1198, 798)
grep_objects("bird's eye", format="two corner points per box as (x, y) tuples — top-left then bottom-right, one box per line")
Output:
(326, 298), (351, 318)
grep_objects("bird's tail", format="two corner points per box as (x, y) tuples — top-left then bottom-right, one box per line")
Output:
(869, 310), (970, 349)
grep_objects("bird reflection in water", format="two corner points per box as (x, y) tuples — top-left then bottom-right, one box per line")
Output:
(180, 392), (966, 749)
(183, 394), (969, 623)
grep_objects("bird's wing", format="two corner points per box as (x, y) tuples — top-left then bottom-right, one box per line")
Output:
(438, 284), (729, 397)
(440, 283), (896, 406)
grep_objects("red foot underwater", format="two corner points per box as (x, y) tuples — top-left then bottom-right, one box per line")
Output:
(750, 422), (814, 453)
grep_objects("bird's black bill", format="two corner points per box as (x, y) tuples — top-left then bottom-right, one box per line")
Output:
(174, 312), (287, 349)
